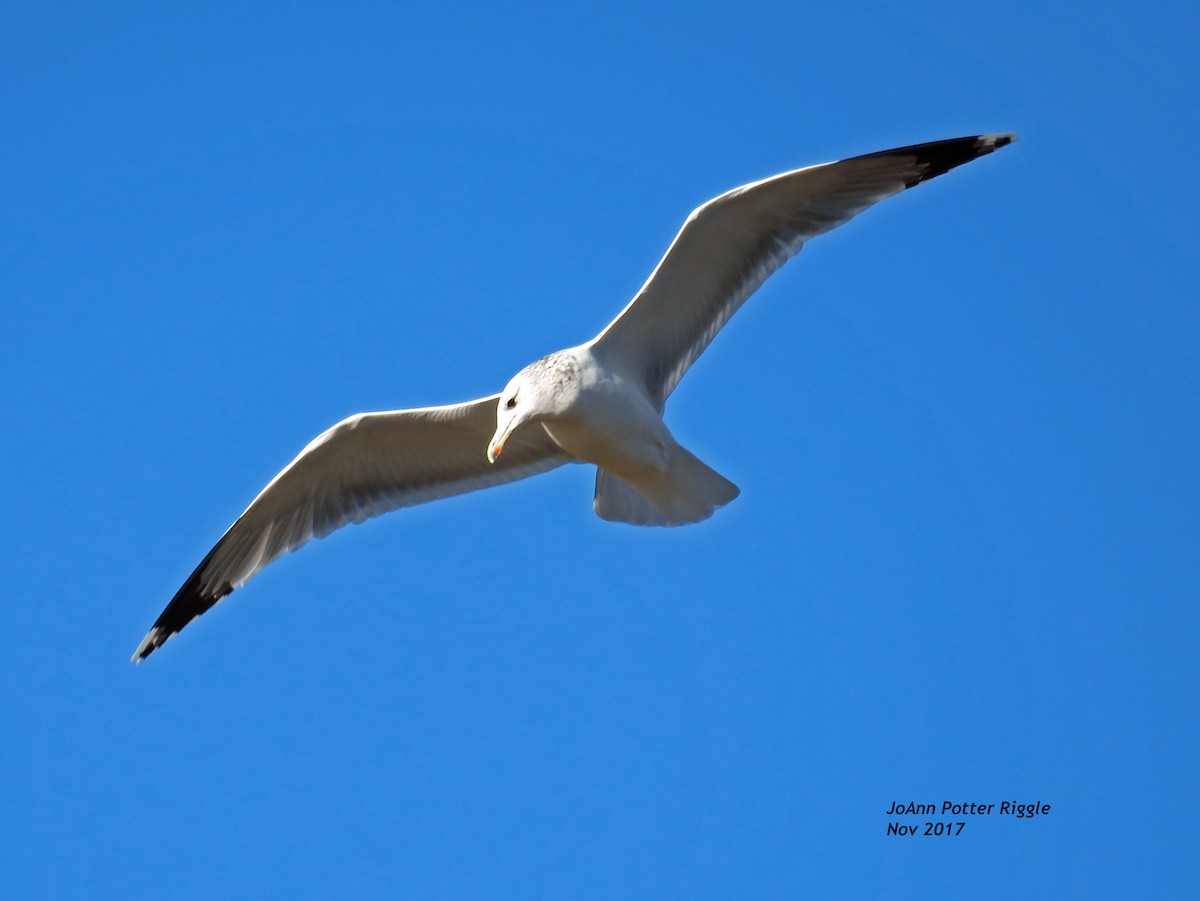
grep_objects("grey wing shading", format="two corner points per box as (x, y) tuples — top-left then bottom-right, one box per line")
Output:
(591, 134), (1015, 404)
(133, 396), (569, 661)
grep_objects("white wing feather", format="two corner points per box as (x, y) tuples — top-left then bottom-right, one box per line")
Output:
(592, 134), (1014, 404)
(133, 396), (567, 660)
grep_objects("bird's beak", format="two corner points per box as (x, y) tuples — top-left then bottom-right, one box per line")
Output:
(487, 422), (514, 464)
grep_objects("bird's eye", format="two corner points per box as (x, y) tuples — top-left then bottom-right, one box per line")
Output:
(505, 397), (517, 410)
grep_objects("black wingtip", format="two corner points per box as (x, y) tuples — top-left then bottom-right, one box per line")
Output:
(861, 132), (1017, 188)
(131, 628), (166, 664)
(132, 549), (234, 663)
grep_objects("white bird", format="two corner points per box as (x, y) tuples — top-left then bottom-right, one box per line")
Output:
(134, 133), (1014, 661)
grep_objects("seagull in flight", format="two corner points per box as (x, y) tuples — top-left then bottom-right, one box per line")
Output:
(134, 133), (1015, 661)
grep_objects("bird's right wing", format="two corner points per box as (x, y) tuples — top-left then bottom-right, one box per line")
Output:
(133, 396), (568, 661)
(591, 134), (1014, 404)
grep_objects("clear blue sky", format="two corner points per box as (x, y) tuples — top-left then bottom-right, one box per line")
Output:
(3, 1), (1197, 897)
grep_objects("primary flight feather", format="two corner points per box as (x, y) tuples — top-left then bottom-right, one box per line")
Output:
(134, 133), (1015, 661)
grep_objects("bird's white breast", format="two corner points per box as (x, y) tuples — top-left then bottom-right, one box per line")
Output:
(540, 349), (673, 481)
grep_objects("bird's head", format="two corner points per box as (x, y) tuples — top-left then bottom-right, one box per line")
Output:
(487, 372), (537, 463)
(487, 352), (579, 463)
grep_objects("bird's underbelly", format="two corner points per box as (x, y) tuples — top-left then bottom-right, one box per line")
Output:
(541, 389), (672, 482)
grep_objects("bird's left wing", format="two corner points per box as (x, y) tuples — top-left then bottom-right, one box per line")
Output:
(133, 396), (568, 661)
(591, 134), (1014, 404)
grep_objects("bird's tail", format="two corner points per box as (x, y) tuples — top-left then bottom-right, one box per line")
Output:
(593, 445), (739, 527)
